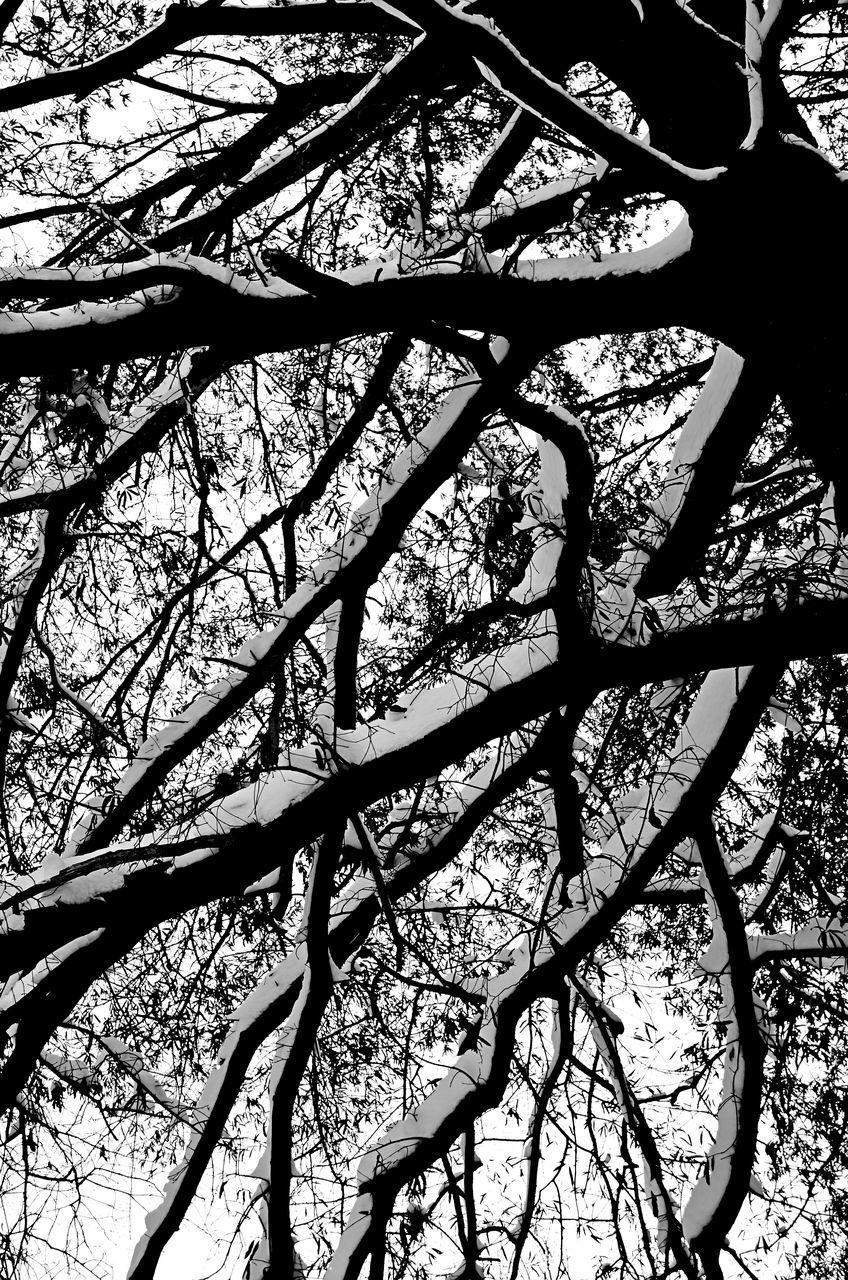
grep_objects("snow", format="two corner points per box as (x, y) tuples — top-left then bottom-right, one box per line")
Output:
(97, 1035), (194, 1123)
(464, 105), (525, 204)
(332, 628), (558, 770)
(128, 949), (307, 1275)
(515, 215), (693, 283)
(427, 1), (724, 184)
(568, 668), (753, 919)
(0, 294), (156, 337)
(510, 427), (572, 606)
(683, 817), (764, 1243)
(324, 1192), (374, 1280)
(587, 1006), (627, 1111)
(242, 869), (282, 897)
(131, 743), (526, 1269)
(654, 347), (743, 522)
(649, 678), (685, 712)
(742, 0), (766, 150)
(613, 347), (744, 603)
(327, 669), (753, 1269)
(0, 255), (303, 304)
(748, 919), (848, 969)
(173, 623), (557, 849)
(0, 929), (104, 1016)
(727, 813), (778, 877)
(0, 511), (50, 735)
(234, 968), (316, 1275)
(0, 405), (37, 474)
(40, 1048), (97, 1087)
(590, 345), (753, 640)
(732, 458), (812, 497)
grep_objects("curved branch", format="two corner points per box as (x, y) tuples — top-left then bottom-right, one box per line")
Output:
(0, 241), (696, 378)
(682, 822), (767, 1273)
(323, 665), (777, 1278)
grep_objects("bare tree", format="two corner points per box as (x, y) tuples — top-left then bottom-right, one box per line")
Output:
(0, 1), (848, 1276)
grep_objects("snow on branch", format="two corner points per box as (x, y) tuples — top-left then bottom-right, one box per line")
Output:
(0, 3), (845, 1273)
(128, 738), (538, 1279)
(609, 347), (774, 600)
(324, 666), (772, 1277)
(378, 1), (725, 197)
(682, 821), (768, 1266)
(730, 918), (848, 971)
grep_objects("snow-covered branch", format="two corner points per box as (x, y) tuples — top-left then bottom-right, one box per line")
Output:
(379, 0), (725, 197)
(324, 666), (775, 1277)
(682, 821), (767, 1269)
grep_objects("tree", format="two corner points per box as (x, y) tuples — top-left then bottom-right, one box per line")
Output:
(1, 0), (848, 1275)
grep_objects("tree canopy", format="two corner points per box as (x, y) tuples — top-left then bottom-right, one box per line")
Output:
(1, 1), (848, 1277)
